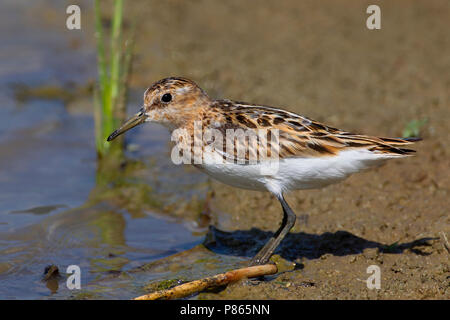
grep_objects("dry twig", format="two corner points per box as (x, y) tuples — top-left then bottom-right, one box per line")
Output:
(134, 264), (278, 300)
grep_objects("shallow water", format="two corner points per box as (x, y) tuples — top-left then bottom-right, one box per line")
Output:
(0, 0), (211, 299)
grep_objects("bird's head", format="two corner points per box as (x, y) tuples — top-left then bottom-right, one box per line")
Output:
(107, 77), (210, 141)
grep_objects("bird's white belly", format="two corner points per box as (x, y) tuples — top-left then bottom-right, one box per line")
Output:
(195, 149), (391, 195)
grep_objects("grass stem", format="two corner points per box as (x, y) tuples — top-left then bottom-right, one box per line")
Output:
(94, 0), (131, 158)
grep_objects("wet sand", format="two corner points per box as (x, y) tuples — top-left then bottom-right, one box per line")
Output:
(128, 0), (449, 299)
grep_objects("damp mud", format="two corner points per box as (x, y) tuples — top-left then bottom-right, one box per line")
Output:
(0, 0), (448, 299)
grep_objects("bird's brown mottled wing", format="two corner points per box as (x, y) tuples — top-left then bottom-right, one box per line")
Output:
(206, 100), (418, 163)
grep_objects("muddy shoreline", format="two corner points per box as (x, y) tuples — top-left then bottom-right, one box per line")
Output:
(126, 0), (449, 299)
(0, 0), (448, 299)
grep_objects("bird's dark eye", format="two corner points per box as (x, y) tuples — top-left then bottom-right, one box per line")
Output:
(161, 93), (172, 103)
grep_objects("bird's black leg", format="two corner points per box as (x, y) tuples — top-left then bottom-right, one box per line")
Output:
(250, 193), (296, 266)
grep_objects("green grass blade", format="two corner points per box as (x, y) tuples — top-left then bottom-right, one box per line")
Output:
(110, 0), (123, 124)
(93, 0), (130, 158)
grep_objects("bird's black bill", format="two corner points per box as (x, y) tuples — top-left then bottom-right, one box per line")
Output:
(107, 110), (147, 142)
